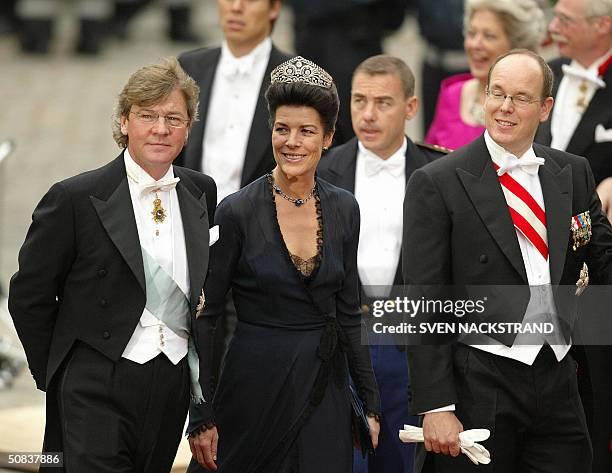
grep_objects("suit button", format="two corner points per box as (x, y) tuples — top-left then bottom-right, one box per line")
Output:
(103, 331), (110, 340)
(479, 254), (488, 264)
(99, 299), (108, 308)
(361, 304), (370, 313)
(97, 268), (107, 278)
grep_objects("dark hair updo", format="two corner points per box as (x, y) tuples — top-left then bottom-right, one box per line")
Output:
(265, 79), (340, 135)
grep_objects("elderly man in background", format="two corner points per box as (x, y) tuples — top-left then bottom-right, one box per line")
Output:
(535, 3), (612, 471)
(9, 58), (216, 473)
(536, 0), (612, 215)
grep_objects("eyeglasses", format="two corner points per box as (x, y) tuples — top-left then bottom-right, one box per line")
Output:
(552, 11), (600, 28)
(129, 111), (189, 129)
(486, 89), (541, 108)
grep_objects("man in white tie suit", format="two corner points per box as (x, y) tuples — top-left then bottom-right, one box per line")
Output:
(404, 49), (612, 473)
(318, 55), (447, 473)
(8, 58), (217, 473)
(535, 0), (612, 218)
(534, 3), (612, 470)
(176, 0), (291, 203)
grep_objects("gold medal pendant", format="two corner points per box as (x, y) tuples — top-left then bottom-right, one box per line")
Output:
(151, 193), (166, 224)
(576, 82), (588, 110)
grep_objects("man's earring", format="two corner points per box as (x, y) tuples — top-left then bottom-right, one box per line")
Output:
(323, 146), (329, 152)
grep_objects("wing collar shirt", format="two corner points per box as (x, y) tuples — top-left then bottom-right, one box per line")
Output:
(551, 48), (612, 151)
(203, 37), (272, 203)
(121, 150), (190, 365)
(355, 138), (406, 297)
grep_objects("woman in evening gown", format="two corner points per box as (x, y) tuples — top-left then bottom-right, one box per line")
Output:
(187, 56), (381, 473)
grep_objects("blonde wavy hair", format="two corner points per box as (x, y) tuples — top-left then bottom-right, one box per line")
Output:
(112, 57), (199, 148)
(464, 0), (546, 51)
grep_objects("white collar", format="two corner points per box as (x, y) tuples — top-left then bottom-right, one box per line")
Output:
(484, 130), (541, 167)
(570, 47), (612, 74)
(357, 137), (407, 163)
(219, 37), (272, 76)
(124, 148), (175, 186)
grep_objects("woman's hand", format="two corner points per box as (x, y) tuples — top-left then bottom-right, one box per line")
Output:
(188, 426), (219, 471)
(367, 415), (380, 449)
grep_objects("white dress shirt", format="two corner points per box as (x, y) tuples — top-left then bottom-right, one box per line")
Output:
(470, 132), (571, 364)
(551, 50), (611, 151)
(121, 150), (189, 365)
(427, 133), (571, 414)
(202, 38), (272, 203)
(355, 139), (406, 296)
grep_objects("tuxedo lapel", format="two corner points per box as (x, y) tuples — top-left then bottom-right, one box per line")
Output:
(184, 49), (221, 171)
(175, 171), (210, 312)
(308, 181), (336, 293)
(404, 138), (431, 182)
(395, 138), (431, 284)
(536, 145), (573, 286)
(241, 47), (289, 186)
(456, 139), (528, 282)
(249, 178), (277, 246)
(566, 66), (612, 157)
(90, 156), (145, 292)
(321, 138), (358, 192)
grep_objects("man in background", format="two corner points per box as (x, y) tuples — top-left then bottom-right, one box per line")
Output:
(535, 3), (612, 470)
(536, 0), (612, 216)
(177, 0), (291, 204)
(288, 0), (408, 145)
(318, 54), (446, 473)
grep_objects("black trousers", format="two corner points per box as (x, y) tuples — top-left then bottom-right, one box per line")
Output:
(433, 345), (592, 473)
(51, 342), (190, 473)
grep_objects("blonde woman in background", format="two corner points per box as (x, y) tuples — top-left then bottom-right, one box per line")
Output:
(425, 0), (546, 150)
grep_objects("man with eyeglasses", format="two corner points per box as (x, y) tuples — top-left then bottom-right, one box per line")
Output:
(403, 49), (612, 473)
(535, 3), (612, 471)
(8, 58), (217, 473)
(536, 0), (612, 216)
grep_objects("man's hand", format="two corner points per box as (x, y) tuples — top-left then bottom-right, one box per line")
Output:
(188, 426), (219, 471)
(367, 416), (380, 449)
(596, 177), (612, 222)
(422, 411), (463, 457)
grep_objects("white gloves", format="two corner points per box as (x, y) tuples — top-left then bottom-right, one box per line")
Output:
(399, 425), (492, 465)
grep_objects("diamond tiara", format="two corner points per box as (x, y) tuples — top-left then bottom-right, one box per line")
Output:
(270, 56), (333, 89)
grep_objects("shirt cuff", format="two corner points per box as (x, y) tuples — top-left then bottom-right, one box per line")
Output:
(420, 404), (456, 415)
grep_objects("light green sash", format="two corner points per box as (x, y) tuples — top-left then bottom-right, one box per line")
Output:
(141, 247), (204, 404)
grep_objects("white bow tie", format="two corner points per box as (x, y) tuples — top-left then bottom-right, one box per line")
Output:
(138, 177), (180, 196)
(562, 64), (606, 89)
(221, 57), (253, 78)
(496, 154), (544, 176)
(364, 154), (404, 177)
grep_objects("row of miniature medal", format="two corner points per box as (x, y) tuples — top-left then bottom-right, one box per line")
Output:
(572, 210), (591, 296)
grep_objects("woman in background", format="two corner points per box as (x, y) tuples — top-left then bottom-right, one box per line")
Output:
(425, 0), (546, 150)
